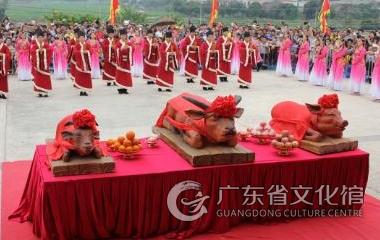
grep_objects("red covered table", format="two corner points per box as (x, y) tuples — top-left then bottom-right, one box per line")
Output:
(9, 140), (369, 239)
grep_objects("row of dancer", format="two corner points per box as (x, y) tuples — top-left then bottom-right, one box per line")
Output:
(1, 26), (259, 98)
(276, 33), (380, 100)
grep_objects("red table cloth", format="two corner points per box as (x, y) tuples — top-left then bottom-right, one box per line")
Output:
(9, 140), (369, 239)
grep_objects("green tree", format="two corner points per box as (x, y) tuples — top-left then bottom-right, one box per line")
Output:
(0, 0), (8, 20)
(247, 2), (263, 18)
(118, 7), (147, 24)
(303, 0), (321, 20)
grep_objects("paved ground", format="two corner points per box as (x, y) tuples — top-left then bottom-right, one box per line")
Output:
(0, 71), (379, 198)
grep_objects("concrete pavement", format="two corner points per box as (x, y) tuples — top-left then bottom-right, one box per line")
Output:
(0, 71), (379, 198)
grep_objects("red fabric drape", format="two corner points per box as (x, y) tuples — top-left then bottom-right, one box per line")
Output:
(9, 140), (369, 239)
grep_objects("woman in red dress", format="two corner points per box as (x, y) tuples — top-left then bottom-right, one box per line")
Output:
(73, 31), (92, 96)
(115, 28), (134, 94)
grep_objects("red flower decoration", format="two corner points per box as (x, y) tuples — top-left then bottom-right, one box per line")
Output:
(207, 95), (237, 118)
(72, 109), (97, 129)
(318, 94), (339, 109)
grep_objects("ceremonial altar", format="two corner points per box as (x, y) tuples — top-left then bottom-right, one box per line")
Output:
(9, 139), (369, 239)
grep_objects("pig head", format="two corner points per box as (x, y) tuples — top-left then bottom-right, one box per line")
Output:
(306, 103), (348, 140)
(61, 122), (102, 162)
(157, 93), (244, 148)
(47, 109), (103, 163)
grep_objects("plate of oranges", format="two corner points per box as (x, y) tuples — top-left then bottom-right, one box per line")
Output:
(106, 131), (143, 159)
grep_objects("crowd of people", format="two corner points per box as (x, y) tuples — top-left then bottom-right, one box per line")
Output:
(0, 18), (379, 101)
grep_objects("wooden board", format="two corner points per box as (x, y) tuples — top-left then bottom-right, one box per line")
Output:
(51, 156), (115, 177)
(300, 137), (358, 155)
(46, 139), (115, 177)
(153, 127), (254, 167)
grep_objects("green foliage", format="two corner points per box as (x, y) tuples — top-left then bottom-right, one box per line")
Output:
(266, 4), (298, 20)
(118, 7), (148, 24)
(0, 0), (8, 20)
(303, 0), (321, 20)
(360, 19), (380, 30)
(44, 10), (97, 24)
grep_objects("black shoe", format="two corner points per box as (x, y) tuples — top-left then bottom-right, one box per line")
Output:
(44, 94), (48, 97)
(0, 94), (4, 99)
(147, 81), (154, 85)
(208, 87), (214, 91)
(239, 85), (244, 89)
(83, 92), (88, 96)
(117, 89), (123, 94)
(124, 89), (129, 94)
(186, 79), (191, 83)
(166, 89), (172, 92)
(113, 82), (116, 86)
(190, 79), (195, 83)
(38, 93), (43, 97)
(203, 87), (208, 91)
(80, 91), (84, 96)
(224, 77), (228, 82)
(107, 82), (111, 86)
(158, 88), (162, 92)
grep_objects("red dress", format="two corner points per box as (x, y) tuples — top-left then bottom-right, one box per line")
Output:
(73, 42), (92, 90)
(0, 43), (11, 95)
(156, 41), (178, 88)
(101, 38), (118, 82)
(142, 37), (159, 81)
(238, 41), (258, 86)
(31, 42), (52, 93)
(181, 35), (201, 78)
(68, 38), (77, 80)
(115, 40), (133, 88)
(217, 36), (233, 76)
(200, 41), (218, 87)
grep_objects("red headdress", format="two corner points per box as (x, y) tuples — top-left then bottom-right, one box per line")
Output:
(72, 109), (97, 130)
(318, 94), (339, 109)
(207, 95), (238, 118)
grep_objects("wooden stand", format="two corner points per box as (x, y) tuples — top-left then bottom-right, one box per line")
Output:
(46, 139), (115, 177)
(153, 127), (254, 167)
(300, 137), (358, 155)
(51, 156), (115, 177)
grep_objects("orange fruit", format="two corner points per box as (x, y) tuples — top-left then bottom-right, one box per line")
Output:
(123, 139), (132, 147)
(126, 131), (135, 140)
(125, 146), (133, 154)
(132, 145), (140, 152)
(118, 136), (125, 144)
(118, 145), (126, 153)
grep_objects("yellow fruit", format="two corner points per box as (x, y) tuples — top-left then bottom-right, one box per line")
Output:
(126, 131), (135, 141)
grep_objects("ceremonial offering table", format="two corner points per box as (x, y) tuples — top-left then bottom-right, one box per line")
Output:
(9, 140), (369, 240)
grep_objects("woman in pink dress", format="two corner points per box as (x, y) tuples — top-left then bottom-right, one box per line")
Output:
(87, 32), (102, 79)
(52, 34), (68, 80)
(131, 32), (144, 78)
(309, 38), (328, 86)
(15, 32), (32, 81)
(275, 33), (292, 77)
(295, 35), (309, 81)
(328, 39), (347, 91)
(231, 32), (241, 75)
(370, 46), (380, 100)
(349, 38), (367, 94)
